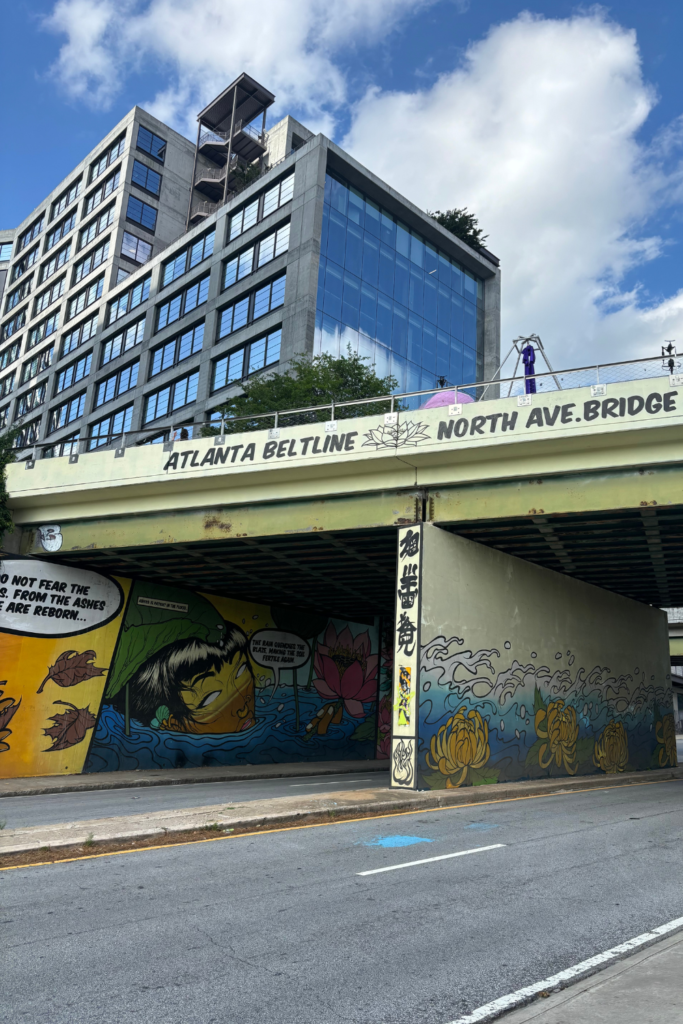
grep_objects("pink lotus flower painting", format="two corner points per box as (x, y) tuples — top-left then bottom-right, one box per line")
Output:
(312, 624), (379, 718)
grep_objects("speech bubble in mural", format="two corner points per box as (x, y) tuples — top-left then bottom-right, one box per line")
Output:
(249, 629), (310, 691)
(0, 559), (124, 638)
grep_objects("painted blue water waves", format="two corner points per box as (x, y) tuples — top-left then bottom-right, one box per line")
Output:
(84, 689), (375, 772)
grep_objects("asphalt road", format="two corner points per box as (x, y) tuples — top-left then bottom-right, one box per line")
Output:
(4, 779), (683, 1024)
(0, 771), (391, 828)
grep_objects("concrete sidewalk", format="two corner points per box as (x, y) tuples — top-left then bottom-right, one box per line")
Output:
(1, 765), (681, 856)
(0, 759), (388, 798)
(498, 928), (683, 1023)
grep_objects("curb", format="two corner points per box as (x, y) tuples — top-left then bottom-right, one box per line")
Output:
(0, 760), (389, 799)
(1, 766), (680, 857)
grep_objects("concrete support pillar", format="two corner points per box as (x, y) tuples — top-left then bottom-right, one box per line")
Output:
(390, 524), (676, 790)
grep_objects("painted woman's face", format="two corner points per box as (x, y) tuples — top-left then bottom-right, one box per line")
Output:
(179, 651), (254, 725)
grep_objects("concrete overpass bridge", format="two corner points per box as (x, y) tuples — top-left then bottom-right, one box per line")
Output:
(5, 364), (683, 619)
(2, 361), (680, 787)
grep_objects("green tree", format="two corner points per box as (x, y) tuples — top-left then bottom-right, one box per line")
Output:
(0, 430), (18, 548)
(429, 207), (488, 250)
(204, 351), (397, 434)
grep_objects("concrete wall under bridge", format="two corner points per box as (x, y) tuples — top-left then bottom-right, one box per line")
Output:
(390, 525), (678, 789)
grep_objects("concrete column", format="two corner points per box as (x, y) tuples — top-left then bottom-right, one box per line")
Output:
(390, 524), (675, 790)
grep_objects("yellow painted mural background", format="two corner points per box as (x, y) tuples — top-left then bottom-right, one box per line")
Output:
(0, 577), (131, 778)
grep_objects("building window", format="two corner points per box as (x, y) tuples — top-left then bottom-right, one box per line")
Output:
(21, 345), (54, 385)
(315, 171), (484, 394)
(131, 159), (161, 196)
(40, 243), (71, 283)
(48, 391), (86, 434)
(45, 212), (77, 253)
(0, 243), (12, 262)
(0, 371), (16, 399)
(137, 126), (166, 163)
(61, 311), (99, 357)
(0, 341), (21, 371)
(107, 275), (151, 325)
(156, 275), (209, 332)
(217, 274), (285, 339)
(50, 179), (82, 222)
(116, 268), (131, 284)
(13, 418), (40, 448)
(149, 322), (203, 378)
(5, 277), (32, 314)
(55, 351), (91, 394)
(18, 216), (44, 253)
(144, 369), (199, 423)
(79, 205), (115, 250)
(101, 316), (145, 366)
(34, 276), (65, 316)
(15, 382), (47, 419)
(121, 232), (152, 265)
(2, 307), (27, 341)
(11, 245), (39, 281)
(223, 223), (290, 291)
(73, 239), (110, 284)
(88, 403), (133, 449)
(212, 328), (281, 391)
(161, 229), (215, 288)
(94, 360), (139, 408)
(44, 431), (81, 458)
(66, 276), (103, 322)
(126, 195), (157, 233)
(0, 405), (9, 429)
(27, 311), (60, 350)
(229, 174), (294, 242)
(90, 133), (126, 183)
(84, 168), (121, 216)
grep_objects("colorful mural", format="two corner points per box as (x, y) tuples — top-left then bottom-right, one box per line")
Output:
(417, 635), (678, 789)
(0, 559), (381, 778)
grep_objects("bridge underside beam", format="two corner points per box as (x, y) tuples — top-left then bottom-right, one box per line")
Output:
(431, 466), (683, 606)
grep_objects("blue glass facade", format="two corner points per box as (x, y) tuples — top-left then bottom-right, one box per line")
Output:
(315, 172), (484, 394)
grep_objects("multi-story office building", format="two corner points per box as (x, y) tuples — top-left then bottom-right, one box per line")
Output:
(0, 74), (500, 458)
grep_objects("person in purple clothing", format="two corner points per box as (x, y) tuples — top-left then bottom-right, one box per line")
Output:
(522, 340), (537, 394)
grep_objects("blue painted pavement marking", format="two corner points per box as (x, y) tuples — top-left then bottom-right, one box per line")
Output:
(362, 835), (434, 848)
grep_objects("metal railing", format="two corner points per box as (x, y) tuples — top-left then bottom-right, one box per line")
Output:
(189, 152), (289, 221)
(13, 352), (681, 461)
(193, 165), (227, 184)
(199, 120), (266, 149)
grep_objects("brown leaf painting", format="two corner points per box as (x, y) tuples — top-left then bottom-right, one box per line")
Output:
(37, 650), (105, 694)
(0, 683), (21, 753)
(43, 701), (97, 751)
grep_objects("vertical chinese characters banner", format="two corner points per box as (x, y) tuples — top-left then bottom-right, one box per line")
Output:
(391, 525), (422, 788)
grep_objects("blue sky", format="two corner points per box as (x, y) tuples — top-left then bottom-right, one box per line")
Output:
(3, 0), (683, 366)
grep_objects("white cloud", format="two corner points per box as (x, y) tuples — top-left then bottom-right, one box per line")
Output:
(45, 4), (683, 369)
(343, 12), (683, 367)
(44, 0), (433, 136)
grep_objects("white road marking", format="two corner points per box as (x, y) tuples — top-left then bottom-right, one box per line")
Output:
(289, 778), (376, 787)
(447, 914), (683, 1024)
(357, 843), (505, 875)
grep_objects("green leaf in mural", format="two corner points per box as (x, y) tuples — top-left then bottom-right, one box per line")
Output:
(533, 686), (546, 715)
(469, 766), (500, 786)
(349, 718), (377, 743)
(524, 737), (544, 770)
(574, 736), (595, 765)
(420, 770), (449, 790)
(104, 581), (227, 700)
(528, 737), (548, 770)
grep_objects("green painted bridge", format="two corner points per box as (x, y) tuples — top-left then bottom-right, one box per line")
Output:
(5, 372), (683, 623)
